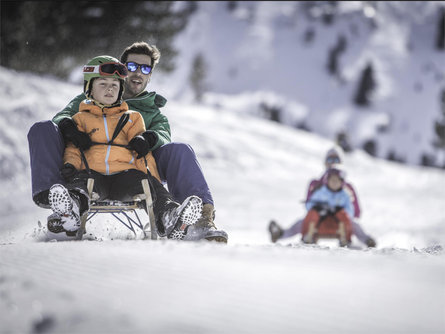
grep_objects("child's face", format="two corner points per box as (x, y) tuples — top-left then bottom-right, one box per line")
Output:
(327, 174), (342, 191)
(91, 77), (120, 105)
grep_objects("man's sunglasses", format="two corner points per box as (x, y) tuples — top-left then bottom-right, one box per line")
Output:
(126, 62), (152, 75)
(83, 62), (128, 78)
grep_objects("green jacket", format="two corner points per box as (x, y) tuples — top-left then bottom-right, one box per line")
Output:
(52, 91), (171, 150)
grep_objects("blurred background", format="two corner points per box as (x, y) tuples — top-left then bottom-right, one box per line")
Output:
(1, 1), (445, 168)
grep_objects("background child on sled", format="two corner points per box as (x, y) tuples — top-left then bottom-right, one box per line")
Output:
(46, 55), (202, 240)
(269, 146), (376, 247)
(302, 165), (353, 246)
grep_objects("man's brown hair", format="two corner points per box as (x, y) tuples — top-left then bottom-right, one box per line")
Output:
(120, 42), (161, 69)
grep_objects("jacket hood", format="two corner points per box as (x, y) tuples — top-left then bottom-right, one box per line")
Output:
(79, 100), (129, 116)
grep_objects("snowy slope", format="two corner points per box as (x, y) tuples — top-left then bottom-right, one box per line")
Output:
(1, 67), (445, 333)
(1, 242), (444, 334)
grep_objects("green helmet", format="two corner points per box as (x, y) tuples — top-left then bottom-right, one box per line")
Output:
(82, 55), (128, 105)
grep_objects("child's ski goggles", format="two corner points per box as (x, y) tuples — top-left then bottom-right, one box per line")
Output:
(125, 62), (152, 75)
(326, 156), (341, 164)
(83, 62), (128, 78)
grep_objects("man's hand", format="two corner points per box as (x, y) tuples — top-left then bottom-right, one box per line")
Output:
(142, 130), (158, 150)
(59, 118), (92, 151)
(129, 135), (150, 159)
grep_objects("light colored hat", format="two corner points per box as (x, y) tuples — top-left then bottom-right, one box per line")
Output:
(325, 145), (345, 165)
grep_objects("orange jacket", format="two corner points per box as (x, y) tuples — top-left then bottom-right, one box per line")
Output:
(64, 100), (160, 180)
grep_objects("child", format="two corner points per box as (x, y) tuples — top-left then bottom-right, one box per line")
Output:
(307, 146), (360, 218)
(302, 165), (353, 246)
(269, 146), (376, 247)
(47, 55), (202, 240)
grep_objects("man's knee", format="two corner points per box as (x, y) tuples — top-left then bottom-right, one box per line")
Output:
(154, 142), (196, 161)
(164, 142), (194, 154)
(28, 120), (59, 140)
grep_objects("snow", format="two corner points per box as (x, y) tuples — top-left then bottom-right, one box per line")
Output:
(1, 243), (444, 334)
(1, 66), (445, 333)
(1, 2), (445, 333)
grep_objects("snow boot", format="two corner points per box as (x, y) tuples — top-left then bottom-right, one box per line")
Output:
(184, 204), (228, 243)
(302, 221), (317, 244)
(48, 184), (84, 235)
(162, 196), (203, 240)
(365, 237), (377, 248)
(47, 212), (65, 234)
(268, 220), (283, 243)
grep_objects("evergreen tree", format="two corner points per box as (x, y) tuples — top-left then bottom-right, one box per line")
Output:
(354, 62), (376, 107)
(363, 139), (377, 157)
(190, 53), (207, 102)
(434, 89), (445, 149)
(327, 34), (347, 77)
(1, 1), (196, 78)
(437, 8), (445, 50)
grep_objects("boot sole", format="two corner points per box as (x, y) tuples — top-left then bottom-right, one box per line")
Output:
(169, 196), (202, 240)
(205, 235), (228, 243)
(49, 184), (73, 216)
(48, 184), (80, 232)
(47, 218), (65, 234)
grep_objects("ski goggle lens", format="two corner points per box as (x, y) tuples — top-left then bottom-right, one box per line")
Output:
(326, 156), (341, 164)
(99, 63), (128, 77)
(126, 62), (152, 75)
(83, 62), (128, 78)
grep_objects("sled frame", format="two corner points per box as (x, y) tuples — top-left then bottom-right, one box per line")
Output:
(75, 178), (157, 241)
(303, 217), (348, 247)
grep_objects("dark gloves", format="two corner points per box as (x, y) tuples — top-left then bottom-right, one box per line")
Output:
(313, 202), (335, 216)
(59, 118), (92, 151)
(61, 163), (77, 181)
(141, 130), (158, 150)
(129, 135), (150, 159)
(129, 131), (158, 159)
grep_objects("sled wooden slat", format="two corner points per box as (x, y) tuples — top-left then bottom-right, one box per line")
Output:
(75, 178), (157, 241)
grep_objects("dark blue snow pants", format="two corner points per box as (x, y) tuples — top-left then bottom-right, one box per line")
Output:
(153, 142), (213, 206)
(27, 120), (214, 208)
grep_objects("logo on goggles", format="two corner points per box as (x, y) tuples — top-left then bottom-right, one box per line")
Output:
(83, 66), (95, 73)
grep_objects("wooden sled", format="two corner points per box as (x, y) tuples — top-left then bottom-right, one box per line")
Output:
(75, 177), (157, 241)
(302, 213), (351, 247)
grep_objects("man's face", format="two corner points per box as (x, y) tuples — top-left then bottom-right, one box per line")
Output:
(123, 54), (152, 98)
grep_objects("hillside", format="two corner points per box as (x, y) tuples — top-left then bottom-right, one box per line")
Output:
(0, 62), (445, 333)
(153, 1), (445, 168)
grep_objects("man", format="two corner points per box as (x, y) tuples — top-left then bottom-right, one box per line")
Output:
(28, 42), (228, 242)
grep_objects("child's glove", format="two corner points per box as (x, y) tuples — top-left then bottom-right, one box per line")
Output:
(59, 118), (92, 150)
(333, 206), (343, 214)
(142, 130), (158, 150)
(313, 202), (334, 217)
(60, 163), (77, 181)
(129, 135), (150, 159)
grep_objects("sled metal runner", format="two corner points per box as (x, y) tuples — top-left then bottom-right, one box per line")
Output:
(86, 200), (145, 236)
(75, 178), (158, 241)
